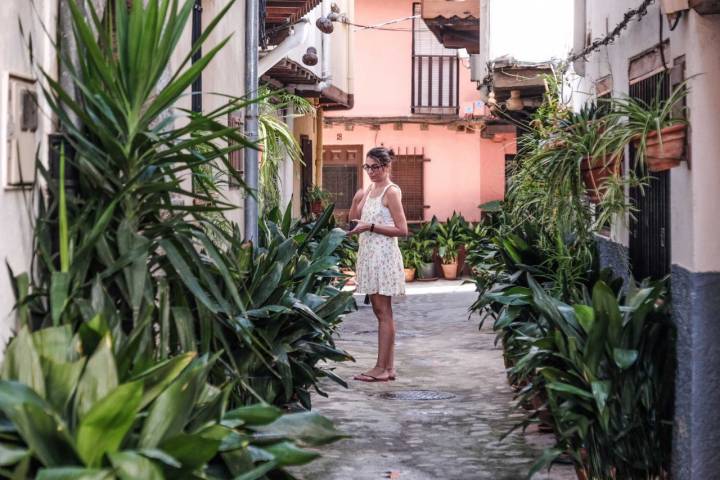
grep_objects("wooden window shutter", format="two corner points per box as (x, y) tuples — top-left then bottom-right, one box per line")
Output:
(391, 154), (425, 222)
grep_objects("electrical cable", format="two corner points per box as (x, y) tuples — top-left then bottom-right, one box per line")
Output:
(568, 0), (655, 63)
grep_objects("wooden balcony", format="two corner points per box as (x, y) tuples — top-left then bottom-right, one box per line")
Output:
(421, 0), (480, 54)
(265, 0), (322, 27)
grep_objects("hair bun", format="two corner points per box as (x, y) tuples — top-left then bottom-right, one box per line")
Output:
(387, 148), (395, 157)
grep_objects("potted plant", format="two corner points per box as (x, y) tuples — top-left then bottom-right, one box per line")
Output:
(436, 222), (460, 280)
(306, 185), (332, 215)
(400, 238), (423, 282)
(611, 84), (688, 172)
(413, 221), (439, 280)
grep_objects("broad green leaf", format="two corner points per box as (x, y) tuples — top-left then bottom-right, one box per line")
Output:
(109, 451), (163, 480)
(613, 348), (639, 369)
(77, 381), (143, 468)
(545, 382), (594, 400)
(159, 432), (223, 469)
(50, 272), (71, 326)
(263, 441), (319, 466)
(0, 381), (77, 467)
(74, 334), (118, 420)
(223, 404), (283, 427)
(130, 352), (196, 410)
(33, 326), (76, 363)
(43, 357), (86, 413)
(1, 327), (46, 398)
(574, 304), (595, 334)
(139, 355), (214, 448)
(0, 442), (29, 466)
(231, 460), (279, 480)
(591, 380), (611, 413)
(254, 412), (347, 446)
(36, 467), (113, 480)
(593, 280), (623, 348)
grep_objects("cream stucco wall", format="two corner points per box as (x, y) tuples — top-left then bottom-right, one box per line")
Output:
(577, 1), (720, 273)
(0, 0), (57, 345)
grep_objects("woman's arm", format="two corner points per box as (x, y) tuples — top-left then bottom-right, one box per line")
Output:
(348, 187), (408, 237)
(348, 188), (366, 222)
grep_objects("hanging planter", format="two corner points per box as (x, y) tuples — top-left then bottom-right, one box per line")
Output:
(580, 155), (621, 203)
(639, 123), (687, 172)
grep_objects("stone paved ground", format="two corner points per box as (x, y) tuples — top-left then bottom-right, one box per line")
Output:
(291, 280), (576, 480)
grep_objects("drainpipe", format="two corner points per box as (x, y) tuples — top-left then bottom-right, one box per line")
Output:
(258, 19), (311, 77)
(245, 0), (260, 241)
(346, 0), (354, 99)
(573, 0), (587, 76)
(321, 0), (333, 87)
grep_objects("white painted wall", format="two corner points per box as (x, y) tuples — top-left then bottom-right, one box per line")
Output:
(0, 0), (57, 347)
(577, 1), (720, 273)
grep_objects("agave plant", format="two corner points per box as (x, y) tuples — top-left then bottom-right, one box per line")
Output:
(0, 325), (346, 478)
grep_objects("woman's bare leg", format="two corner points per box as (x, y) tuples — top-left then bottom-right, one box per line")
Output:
(358, 294), (394, 377)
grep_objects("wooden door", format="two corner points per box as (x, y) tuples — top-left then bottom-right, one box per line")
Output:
(322, 145), (363, 222)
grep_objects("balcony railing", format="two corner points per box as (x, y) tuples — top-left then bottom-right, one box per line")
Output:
(411, 55), (460, 115)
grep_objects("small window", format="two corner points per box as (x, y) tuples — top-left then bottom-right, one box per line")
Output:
(411, 3), (459, 115)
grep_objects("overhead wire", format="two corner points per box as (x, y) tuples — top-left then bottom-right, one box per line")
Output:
(568, 0), (655, 63)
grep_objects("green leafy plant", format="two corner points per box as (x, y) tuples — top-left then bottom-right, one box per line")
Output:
(609, 82), (688, 170)
(518, 276), (674, 479)
(399, 238), (423, 272)
(0, 325), (346, 478)
(213, 203), (356, 408)
(306, 185), (332, 205)
(258, 87), (315, 214)
(436, 214), (466, 265)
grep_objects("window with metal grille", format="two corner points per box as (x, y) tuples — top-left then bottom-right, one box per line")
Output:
(391, 154), (425, 222)
(412, 3), (459, 115)
(322, 145), (363, 216)
(629, 71), (671, 280)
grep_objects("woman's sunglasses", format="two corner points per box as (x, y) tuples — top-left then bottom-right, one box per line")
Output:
(362, 164), (384, 172)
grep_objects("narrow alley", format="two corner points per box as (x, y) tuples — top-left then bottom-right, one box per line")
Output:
(292, 281), (576, 480)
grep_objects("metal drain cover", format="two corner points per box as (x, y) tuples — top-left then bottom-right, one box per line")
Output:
(377, 390), (456, 401)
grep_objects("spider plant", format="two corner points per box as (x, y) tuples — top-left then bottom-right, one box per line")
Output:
(609, 82), (689, 171)
(258, 87), (315, 213)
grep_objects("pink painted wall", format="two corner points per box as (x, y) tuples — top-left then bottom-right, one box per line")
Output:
(322, 0), (515, 223)
(324, 123), (516, 222)
(333, 0), (481, 117)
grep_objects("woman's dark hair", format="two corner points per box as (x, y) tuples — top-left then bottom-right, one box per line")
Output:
(366, 147), (394, 166)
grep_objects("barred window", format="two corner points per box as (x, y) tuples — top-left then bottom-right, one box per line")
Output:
(412, 3), (459, 115)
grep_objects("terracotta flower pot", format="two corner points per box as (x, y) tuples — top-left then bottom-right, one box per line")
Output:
(640, 124), (687, 172)
(404, 268), (416, 282)
(581, 155), (621, 203)
(441, 262), (458, 280)
(310, 200), (324, 215)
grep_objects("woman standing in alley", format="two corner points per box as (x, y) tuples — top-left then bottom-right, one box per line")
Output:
(347, 147), (408, 382)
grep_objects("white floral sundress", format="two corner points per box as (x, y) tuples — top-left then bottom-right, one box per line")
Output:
(355, 183), (406, 297)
